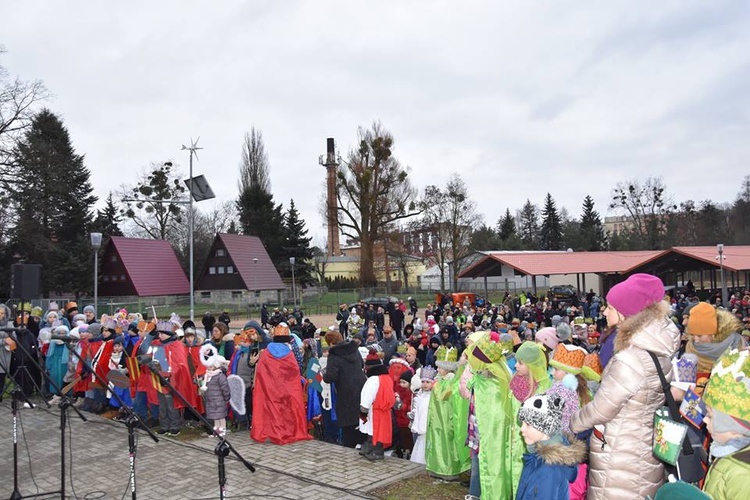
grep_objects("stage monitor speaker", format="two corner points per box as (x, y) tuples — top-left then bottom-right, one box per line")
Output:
(10, 263), (42, 299)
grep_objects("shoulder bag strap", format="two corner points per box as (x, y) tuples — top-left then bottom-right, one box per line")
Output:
(648, 350), (694, 457)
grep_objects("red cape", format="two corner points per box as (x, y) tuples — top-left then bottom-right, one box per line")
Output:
(155, 340), (201, 410)
(250, 344), (311, 445)
(372, 374), (396, 447)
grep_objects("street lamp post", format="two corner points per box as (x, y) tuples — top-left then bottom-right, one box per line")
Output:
(717, 243), (728, 307)
(253, 257), (258, 314)
(289, 257), (296, 308)
(91, 233), (102, 313)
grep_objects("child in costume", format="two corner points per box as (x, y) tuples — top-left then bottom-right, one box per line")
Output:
(229, 320), (268, 430)
(426, 344), (471, 480)
(199, 344), (231, 437)
(546, 344), (588, 433)
(251, 323), (311, 444)
(510, 341), (552, 404)
(463, 333), (522, 500)
(359, 349), (396, 461)
(107, 336), (132, 417)
(410, 365), (436, 465)
(517, 394), (587, 500)
(389, 356), (414, 458)
(701, 348), (750, 500)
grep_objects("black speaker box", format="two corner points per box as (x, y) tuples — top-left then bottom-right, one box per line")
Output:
(10, 264), (42, 299)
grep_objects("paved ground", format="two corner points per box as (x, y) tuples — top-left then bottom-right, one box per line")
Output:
(0, 397), (423, 500)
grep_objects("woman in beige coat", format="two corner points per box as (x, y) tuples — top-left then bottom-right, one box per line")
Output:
(570, 274), (680, 500)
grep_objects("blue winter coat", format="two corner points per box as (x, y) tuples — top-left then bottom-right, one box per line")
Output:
(516, 437), (586, 500)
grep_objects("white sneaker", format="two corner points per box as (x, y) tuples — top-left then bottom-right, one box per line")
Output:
(23, 402), (36, 409)
(48, 395), (61, 406)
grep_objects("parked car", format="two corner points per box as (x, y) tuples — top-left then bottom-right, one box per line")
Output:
(361, 296), (399, 314)
(550, 285), (577, 304)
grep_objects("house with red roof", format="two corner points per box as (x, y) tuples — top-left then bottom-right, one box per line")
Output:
(195, 233), (285, 303)
(98, 236), (189, 297)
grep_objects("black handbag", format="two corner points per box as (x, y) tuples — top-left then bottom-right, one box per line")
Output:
(648, 351), (707, 484)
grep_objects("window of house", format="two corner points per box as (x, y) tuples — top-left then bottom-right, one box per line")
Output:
(110, 254), (117, 262)
(216, 248), (226, 257)
(209, 266), (216, 275)
(120, 274), (126, 281)
(231, 290), (242, 298)
(110, 275), (117, 281)
(227, 265), (234, 274)
(103, 275), (109, 282)
(218, 266), (225, 274)
(200, 291), (211, 298)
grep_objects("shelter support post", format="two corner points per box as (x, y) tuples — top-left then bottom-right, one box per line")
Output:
(483, 275), (488, 302)
(532, 275), (538, 295)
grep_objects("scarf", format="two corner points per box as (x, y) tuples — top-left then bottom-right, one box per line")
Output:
(711, 436), (750, 458)
(204, 366), (222, 385)
(687, 333), (744, 371)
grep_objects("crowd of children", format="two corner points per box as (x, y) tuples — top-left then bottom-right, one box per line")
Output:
(3, 279), (750, 499)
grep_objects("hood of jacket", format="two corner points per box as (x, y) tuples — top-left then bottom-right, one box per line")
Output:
(536, 436), (587, 467)
(614, 300), (680, 357)
(714, 308), (743, 343)
(0, 303), (11, 328)
(330, 340), (363, 365)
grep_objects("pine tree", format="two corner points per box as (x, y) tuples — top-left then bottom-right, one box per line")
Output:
(92, 192), (123, 238)
(12, 109), (97, 296)
(518, 200), (540, 248)
(539, 193), (563, 250)
(281, 199), (314, 284)
(579, 195), (607, 251)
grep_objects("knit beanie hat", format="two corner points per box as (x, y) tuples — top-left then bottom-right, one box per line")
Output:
(686, 302), (718, 336)
(365, 348), (383, 370)
(518, 394), (565, 438)
(83, 305), (96, 314)
(703, 348), (750, 435)
(556, 323), (572, 342)
(535, 327), (559, 351)
(606, 273), (664, 317)
(551, 315), (562, 328)
(516, 341), (549, 383)
(400, 370), (413, 383)
(549, 344), (587, 374)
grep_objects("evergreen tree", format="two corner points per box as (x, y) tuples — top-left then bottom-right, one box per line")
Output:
(281, 199), (314, 285)
(470, 225), (501, 251)
(578, 195), (607, 250)
(12, 109), (97, 296)
(539, 193), (563, 250)
(497, 208), (516, 241)
(92, 192), (123, 238)
(518, 199), (540, 249)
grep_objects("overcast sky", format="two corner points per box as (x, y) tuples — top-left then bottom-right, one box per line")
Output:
(2, 1), (749, 243)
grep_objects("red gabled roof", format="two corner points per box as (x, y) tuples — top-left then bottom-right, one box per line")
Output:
(670, 246), (750, 273)
(460, 250), (666, 278)
(217, 233), (285, 290)
(109, 237), (189, 296)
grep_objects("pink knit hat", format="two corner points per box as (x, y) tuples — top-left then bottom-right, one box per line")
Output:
(535, 327), (559, 351)
(606, 273), (665, 317)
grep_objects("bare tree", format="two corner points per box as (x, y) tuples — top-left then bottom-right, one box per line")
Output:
(119, 162), (186, 240)
(0, 46), (49, 188)
(418, 175), (481, 291)
(168, 201), (237, 274)
(336, 122), (420, 287)
(609, 176), (677, 249)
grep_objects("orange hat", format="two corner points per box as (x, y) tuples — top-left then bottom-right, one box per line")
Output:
(581, 353), (603, 382)
(687, 303), (718, 336)
(549, 344), (587, 374)
(407, 345), (418, 358)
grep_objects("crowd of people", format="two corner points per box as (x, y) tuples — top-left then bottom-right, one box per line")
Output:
(2, 280), (750, 499)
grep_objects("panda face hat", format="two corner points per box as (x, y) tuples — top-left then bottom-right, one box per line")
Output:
(199, 344), (228, 369)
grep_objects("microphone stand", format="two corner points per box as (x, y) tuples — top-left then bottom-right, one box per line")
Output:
(66, 338), (159, 500)
(3, 327), (88, 500)
(144, 362), (255, 500)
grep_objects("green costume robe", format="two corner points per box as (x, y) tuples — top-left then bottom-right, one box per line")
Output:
(470, 368), (525, 499)
(426, 369), (471, 477)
